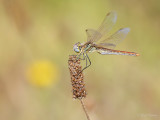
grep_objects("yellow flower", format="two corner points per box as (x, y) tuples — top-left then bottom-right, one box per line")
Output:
(27, 60), (59, 87)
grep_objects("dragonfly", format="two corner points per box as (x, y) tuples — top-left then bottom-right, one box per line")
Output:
(73, 11), (140, 71)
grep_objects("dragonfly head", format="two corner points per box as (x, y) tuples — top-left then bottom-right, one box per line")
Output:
(73, 42), (81, 53)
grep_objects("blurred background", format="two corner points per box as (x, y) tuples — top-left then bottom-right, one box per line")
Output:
(0, 0), (160, 120)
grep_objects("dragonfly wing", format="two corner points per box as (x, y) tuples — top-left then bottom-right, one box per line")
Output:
(98, 28), (130, 49)
(86, 12), (117, 43)
(97, 11), (117, 36)
(86, 29), (102, 42)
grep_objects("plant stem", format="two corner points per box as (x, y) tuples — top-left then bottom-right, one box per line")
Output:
(80, 99), (91, 120)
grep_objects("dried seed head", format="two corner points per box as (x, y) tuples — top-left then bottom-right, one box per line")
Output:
(68, 55), (87, 99)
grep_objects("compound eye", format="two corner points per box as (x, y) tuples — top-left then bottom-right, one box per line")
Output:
(73, 44), (80, 53)
(75, 47), (79, 53)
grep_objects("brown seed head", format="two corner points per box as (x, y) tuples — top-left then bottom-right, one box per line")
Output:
(68, 55), (87, 99)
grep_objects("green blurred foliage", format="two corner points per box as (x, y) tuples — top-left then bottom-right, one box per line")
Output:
(0, 0), (160, 120)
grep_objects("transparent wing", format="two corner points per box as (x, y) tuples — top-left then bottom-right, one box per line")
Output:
(86, 11), (117, 43)
(97, 11), (117, 37)
(98, 28), (130, 49)
(86, 29), (102, 42)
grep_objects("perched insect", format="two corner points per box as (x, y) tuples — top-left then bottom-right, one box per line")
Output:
(73, 11), (140, 71)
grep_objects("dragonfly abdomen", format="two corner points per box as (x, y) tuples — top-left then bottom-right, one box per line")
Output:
(97, 48), (139, 56)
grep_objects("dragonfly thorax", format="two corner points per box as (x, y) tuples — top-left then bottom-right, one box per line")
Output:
(73, 42), (92, 53)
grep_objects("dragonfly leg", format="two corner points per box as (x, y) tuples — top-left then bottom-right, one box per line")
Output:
(81, 53), (86, 60)
(85, 53), (91, 69)
(76, 52), (86, 61)
(76, 53), (81, 60)
(81, 53), (91, 72)
(77, 53), (91, 76)
(85, 54), (88, 67)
